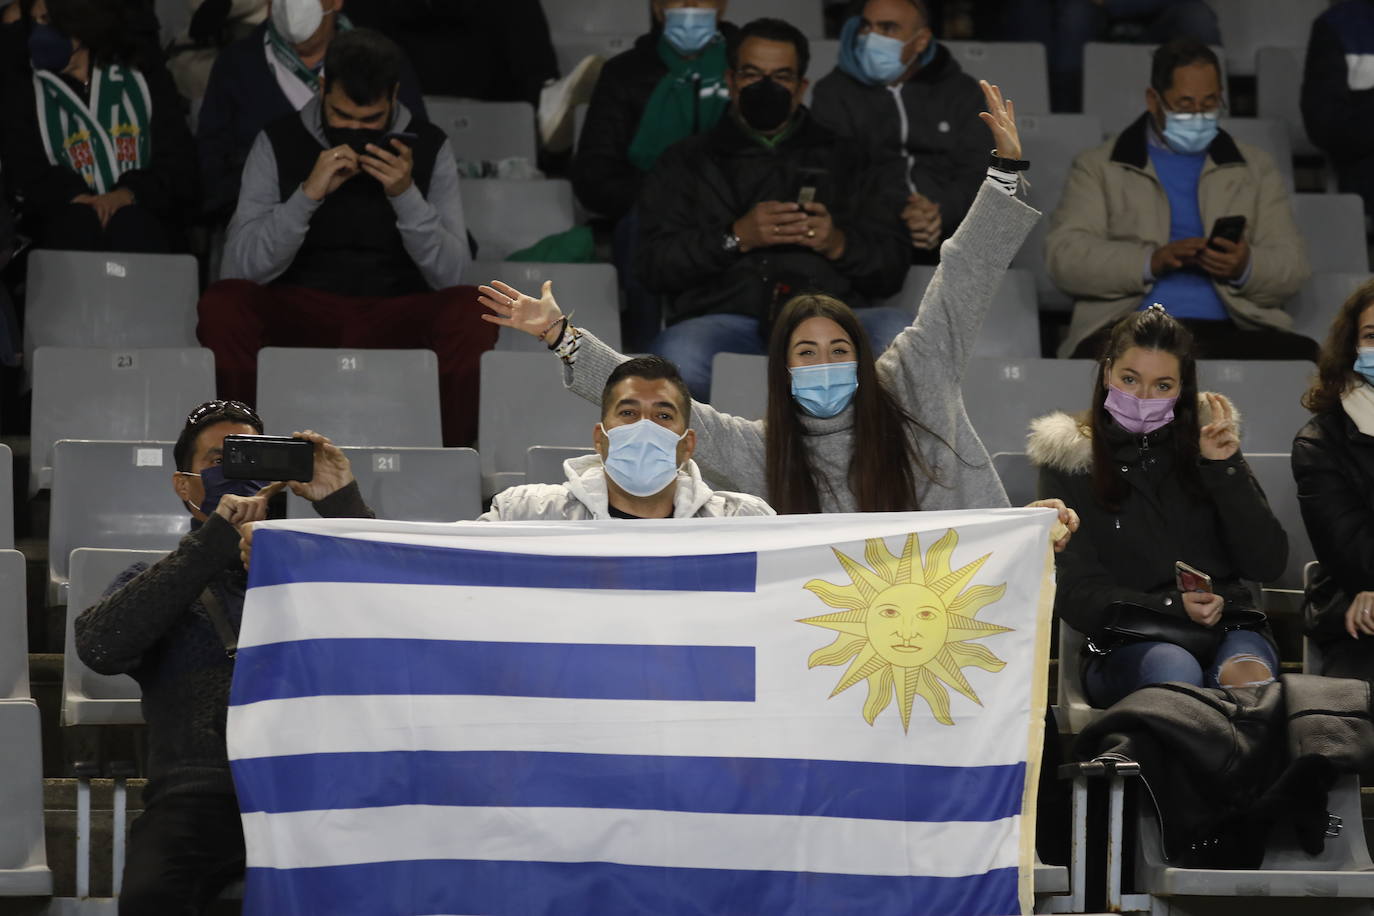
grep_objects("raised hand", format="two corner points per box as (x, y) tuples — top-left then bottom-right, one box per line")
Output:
(1199, 392), (1239, 461)
(977, 80), (1020, 161)
(479, 279), (566, 343)
(287, 430), (354, 502)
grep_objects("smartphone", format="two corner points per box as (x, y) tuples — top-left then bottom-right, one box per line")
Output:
(383, 130), (418, 148)
(221, 435), (314, 483)
(795, 166), (826, 206)
(797, 186), (816, 205)
(1175, 560), (1213, 594)
(1207, 215), (1246, 248)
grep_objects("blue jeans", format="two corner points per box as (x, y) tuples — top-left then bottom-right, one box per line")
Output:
(651, 307), (912, 401)
(1083, 628), (1278, 709)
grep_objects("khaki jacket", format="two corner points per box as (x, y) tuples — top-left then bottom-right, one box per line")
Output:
(1047, 113), (1310, 357)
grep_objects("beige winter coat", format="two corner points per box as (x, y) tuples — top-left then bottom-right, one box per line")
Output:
(1046, 113), (1310, 357)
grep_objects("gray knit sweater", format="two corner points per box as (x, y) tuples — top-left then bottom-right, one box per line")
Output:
(563, 181), (1040, 512)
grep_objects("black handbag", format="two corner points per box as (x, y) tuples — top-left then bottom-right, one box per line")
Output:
(1095, 600), (1268, 665)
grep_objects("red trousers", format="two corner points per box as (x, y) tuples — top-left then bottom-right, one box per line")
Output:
(197, 280), (497, 446)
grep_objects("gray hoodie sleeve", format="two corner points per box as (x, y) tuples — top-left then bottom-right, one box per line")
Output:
(389, 139), (469, 290)
(222, 131), (321, 284)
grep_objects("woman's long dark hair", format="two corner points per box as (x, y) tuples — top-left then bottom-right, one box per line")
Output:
(1089, 307), (1203, 511)
(763, 294), (942, 514)
(1303, 277), (1374, 414)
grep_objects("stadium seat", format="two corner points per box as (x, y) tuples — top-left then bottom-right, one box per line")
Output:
(1223, 117), (1294, 192)
(990, 451), (1036, 507)
(48, 440), (188, 605)
(526, 446), (595, 486)
(962, 358), (1096, 456)
(543, 0), (648, 34)
(23, 250), (199, 368)
(944, 41), (1051, 114)
(1256, 46), (1321, 159)
(1010, 113), (1104, 311)
(0, 550), (26, 700)
(285, 447), (482, 522)
(29, 346), (216, 494)
(62, 548), (164, 726)
(463, 260), (623, 351)
(0, 700), (53, 896)
(256, 347), (443, 447)
(1210, 0), (1330, 76)
(461, 178), (577, 261)
(1112, 772), (1374, 912)
(0, 443), (11, 549)
(1243, 453), (1315, 593)
(1195, 360), (1313, 455)
(880, 266), (1041, 358)
(422, 98), (538, 163)
(1290, 271), (1370, 346)
(708, 353), (768, 420)
(806, 39), (840, 94)
(478, 351), (601, 496)
(1055, 621), (1102, 736)
(728, 0), (824, 37)
(1292, 193), (1370, 274)
(1082, 42), (1226, 138)
(552, 32), (639, 79)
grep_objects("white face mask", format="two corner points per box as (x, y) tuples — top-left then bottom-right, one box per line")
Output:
(599, 419), (687, 498)
(271, 0), (326, 45)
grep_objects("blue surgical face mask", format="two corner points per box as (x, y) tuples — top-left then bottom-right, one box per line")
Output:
(856, 31), (913, 84)
(790, 361), (859, 418)
(28, 23), (73, 73)
(1161, 110), (1219, 155)
(182, 464), (272, 518)
(663, 7), (717, 56)
(600, 419), (687, 498)
(1354, 347), (1374, 385)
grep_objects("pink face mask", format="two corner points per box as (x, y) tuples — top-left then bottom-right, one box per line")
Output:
(1104, 384), (1177, 434)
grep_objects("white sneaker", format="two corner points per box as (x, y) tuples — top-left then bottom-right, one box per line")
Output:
(539, 54), (604, 153)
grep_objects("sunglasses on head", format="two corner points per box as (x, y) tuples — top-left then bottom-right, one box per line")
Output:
(185, 399), (262, 428)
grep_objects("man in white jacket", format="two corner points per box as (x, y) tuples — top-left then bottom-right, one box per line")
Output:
(482, 356), (774, 521)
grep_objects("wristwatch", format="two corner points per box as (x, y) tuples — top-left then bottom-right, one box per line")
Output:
(722, 230), (741, 254)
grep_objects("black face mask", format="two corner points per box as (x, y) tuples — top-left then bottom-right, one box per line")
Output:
(323, 124), (386, 156)
(737, 77), (795, 133)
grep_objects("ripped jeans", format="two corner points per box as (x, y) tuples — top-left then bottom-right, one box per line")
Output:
(1083, 629), (1278, 709)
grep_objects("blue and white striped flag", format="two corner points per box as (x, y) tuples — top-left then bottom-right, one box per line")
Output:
(227, 509), (1056, 915)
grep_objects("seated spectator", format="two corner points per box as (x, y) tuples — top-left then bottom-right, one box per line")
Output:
(1047, 38), (1315, 361)
(196, 0), (426, 219)
(347, 0), (590, 151)
(1030, 306), (1286, 708)
(164, 0), (268, 103)
(0, 0), (195, 253)
(637, 17), (911, 398)
(1292, 278), (1374, 686)
(482, 355), (775, 520)
(572, 0), (736, 350)
(74, 401), (372, 915)
(811, 0), (988, 262)
(1302, 0), (1374, 220)
(197, 29), (495, 446)
(479, 78), (1078, 543)
(977, 0), (1219, 113)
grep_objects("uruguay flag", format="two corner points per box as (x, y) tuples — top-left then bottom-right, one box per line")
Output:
(226, 509), (1056, 915)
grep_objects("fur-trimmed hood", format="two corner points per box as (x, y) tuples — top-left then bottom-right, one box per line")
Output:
(1027, 392), (1242, 474)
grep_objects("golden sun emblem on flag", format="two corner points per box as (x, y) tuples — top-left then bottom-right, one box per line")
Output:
(799, 529), (1011, 731)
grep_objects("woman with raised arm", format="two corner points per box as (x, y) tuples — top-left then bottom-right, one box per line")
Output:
(482, 80), (1074, 537)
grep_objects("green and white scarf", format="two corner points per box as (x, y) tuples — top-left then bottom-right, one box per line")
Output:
(33, 64), (152, 195)
(627, 33), (729, 173)
(266, 14), (352, 94)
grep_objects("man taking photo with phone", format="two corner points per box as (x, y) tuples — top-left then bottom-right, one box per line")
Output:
(73, 400), (373, 914)
(1046, 37), (1316, 361)
(197, 28), (495, 447)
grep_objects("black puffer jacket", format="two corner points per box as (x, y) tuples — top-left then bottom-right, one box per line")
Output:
(571, 24), (738, 220)
(1029, 395), (1288, 642)
(810, 42), (990, 243)
(636, 109), (910, 326)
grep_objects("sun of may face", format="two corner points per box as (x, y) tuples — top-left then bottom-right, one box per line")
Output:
(799, 529), (1011, 731)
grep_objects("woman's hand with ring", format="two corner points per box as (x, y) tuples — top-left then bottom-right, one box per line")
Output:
(1345, 590), (1374, 639)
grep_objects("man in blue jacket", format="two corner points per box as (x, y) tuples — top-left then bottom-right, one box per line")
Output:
(196, 0), (425, 219)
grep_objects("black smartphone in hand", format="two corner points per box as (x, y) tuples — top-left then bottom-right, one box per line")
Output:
(222, 435), (314, 483)
(1207, 215), (1246, 249)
